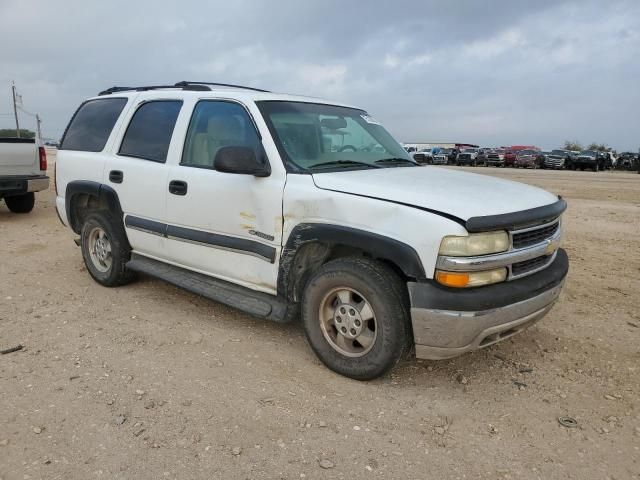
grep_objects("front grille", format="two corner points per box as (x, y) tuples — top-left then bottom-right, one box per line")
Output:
(459, 154), (471, 160)
(512, 255), (550, 276)
(512, 221), (559, 249)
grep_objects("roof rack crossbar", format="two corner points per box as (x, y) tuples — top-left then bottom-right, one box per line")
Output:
(174, 81), (269, 93)
(98, 84), (211, 96)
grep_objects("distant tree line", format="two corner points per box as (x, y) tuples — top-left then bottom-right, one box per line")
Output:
(563, 140), (613, 152)
(0, 129), (36, 138)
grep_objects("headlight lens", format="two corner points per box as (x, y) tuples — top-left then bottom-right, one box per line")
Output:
(439, 231), (509, 257)
(436, 268), (507, 288)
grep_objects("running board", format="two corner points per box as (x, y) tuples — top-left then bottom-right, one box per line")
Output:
(126, 254), (291, 322)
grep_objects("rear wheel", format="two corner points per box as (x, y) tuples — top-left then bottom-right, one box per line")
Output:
(301, 257), (411, 380)
(81, 211), (134, 287)
(4, 192), (35, 213)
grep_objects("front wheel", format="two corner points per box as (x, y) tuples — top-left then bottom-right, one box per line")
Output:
(301, 257), (411, 380)
(81, 211), (134, 287)
(4, 192), (35, 213)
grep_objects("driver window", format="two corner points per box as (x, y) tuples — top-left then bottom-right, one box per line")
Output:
(182, 101), (260, 169)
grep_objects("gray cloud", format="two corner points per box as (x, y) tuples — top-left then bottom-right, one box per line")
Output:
(1, 0), (638, 150)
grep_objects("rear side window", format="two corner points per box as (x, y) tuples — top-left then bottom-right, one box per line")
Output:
(60, 98), (127, 152)
(118, 101), (182, 163)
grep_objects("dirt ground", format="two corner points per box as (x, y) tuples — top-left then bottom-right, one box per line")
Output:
(1, 150), (639, 480)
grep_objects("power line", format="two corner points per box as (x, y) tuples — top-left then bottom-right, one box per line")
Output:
(17, 106), (37, 117)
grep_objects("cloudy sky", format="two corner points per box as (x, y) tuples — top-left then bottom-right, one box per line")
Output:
(1, 0), (638, 150)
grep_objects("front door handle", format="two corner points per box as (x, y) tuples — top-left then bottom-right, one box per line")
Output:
(169, 180), (188, 196)
(109, 170), (123, 184)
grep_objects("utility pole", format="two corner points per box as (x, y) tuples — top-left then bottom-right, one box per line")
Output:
(36, 114), (42, 141)
(11, 81), (21, 138)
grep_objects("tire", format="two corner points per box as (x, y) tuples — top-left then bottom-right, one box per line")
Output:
(4, 192), (35, 213)
(80, 211), (134, 287)
(301, 257), (411, 380)
(592, 163), (599, 172)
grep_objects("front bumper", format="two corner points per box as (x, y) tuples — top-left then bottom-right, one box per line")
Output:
(0, 175), (49, 196)
(408, 249), (568, 360)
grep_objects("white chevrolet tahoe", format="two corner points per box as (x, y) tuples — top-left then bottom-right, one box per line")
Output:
(0, 138), (49, 213)
(55, 82), (568, 380)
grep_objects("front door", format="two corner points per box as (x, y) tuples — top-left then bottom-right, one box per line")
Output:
(164, 99), (285, 294)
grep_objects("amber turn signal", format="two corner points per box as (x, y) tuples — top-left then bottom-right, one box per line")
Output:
(435, 268), (507, 288)
(435, 271), (470, 288)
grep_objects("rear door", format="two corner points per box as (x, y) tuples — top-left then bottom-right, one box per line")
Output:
(104, 96), (184, 259)
(163, 99), (286, 293)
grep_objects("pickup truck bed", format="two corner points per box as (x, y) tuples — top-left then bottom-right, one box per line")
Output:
(0, 138), (49, 213)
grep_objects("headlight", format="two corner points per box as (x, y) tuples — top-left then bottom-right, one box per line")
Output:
(435, 268), (507, 288)
(439, 231), (509, 257)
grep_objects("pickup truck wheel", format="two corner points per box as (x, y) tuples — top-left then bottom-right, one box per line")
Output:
(4, 192), (35, 213)
(301, 257), (410, 380)
(81, 212), (134, 287)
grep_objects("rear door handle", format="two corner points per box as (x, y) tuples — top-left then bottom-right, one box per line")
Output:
(109, 170), (123, 183)
(169, 180), (188, 196)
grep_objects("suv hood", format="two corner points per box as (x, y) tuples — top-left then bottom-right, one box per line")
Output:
(312, 166), (559, 222)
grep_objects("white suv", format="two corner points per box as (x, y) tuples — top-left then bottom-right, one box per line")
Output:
(55, 82), (568, 380)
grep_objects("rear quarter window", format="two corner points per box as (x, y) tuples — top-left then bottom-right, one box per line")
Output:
(60, 98), (128, 152)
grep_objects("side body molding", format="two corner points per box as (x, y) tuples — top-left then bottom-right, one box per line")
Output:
(278, 223), (426, 299)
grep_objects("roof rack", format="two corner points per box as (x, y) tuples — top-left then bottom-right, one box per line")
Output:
(174, 81), (270, 93)
(98, 84), (211, 96)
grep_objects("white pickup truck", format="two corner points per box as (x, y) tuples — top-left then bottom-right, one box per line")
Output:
(55, 82), (568, 380)
(0, 138), (49, 213)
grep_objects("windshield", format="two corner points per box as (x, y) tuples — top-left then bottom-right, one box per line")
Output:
(463, 148), (478, 153)
(257, 101), (412, 171)
(439, 149), (453, 154)
(581, 150), (597, 156)
(551, 150), (567, 155)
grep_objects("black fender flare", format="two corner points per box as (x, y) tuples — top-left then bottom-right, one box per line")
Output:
(65, 180), (124, 234)
(277, 223), (426, 299)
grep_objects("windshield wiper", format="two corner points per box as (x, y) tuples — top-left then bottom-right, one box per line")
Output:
(374, 157), (417, 166)
(308, 160), (381, 170)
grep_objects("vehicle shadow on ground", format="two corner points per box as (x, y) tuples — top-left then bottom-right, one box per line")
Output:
(129, 273), (566, 388)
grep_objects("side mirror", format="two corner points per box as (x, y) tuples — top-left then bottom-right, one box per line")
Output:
(214, 146), (271, 177)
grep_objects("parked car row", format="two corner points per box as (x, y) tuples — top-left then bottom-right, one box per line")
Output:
(406, 145), (634, 173)
(617, 152), (640, 170)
